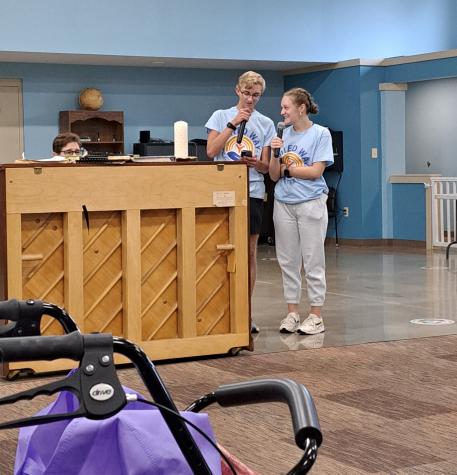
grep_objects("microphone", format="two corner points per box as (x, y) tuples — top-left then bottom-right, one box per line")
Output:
(237, 120), (247, 144)
(274, 121), (285, 158)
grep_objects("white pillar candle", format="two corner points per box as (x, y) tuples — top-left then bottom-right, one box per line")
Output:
(174, 121), (188, 158)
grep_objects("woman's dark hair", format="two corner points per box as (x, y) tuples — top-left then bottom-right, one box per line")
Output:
(284, 88), (319, 115)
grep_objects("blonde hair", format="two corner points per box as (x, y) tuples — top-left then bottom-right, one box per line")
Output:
(237, 71), (266, 93)
(284, 87), (319, 115)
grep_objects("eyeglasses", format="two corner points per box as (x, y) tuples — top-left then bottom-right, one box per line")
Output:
(61, 149), (81, 156)
(240, 90), (262, 100)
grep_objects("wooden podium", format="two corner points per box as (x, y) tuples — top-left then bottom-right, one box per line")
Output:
(0, 162), (250, 375)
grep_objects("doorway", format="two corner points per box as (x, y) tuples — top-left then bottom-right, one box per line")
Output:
(0, 79), (24, 163)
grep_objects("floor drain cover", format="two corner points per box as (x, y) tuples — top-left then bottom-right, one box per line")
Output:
(410, 318), (455, 325)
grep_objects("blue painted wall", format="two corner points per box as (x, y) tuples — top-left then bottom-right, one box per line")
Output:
(285, 67), (372, 239)
(0, 0), (455, 63)
(285, 56), (457, 240)
(392, 184), (425, 240)
(0, 63), (283, 159)
(359, 66), (385, 238)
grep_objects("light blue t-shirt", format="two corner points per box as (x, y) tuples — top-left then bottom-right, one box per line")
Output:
(205, 106), (275, 199)
(274, 124), (334, 204)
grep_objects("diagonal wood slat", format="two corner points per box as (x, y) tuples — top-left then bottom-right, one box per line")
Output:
(195, 208), (231, 336)
(195, 218), (226, 253)
(25, 238), (64, 280)
(146, 303), (179, 340)
(141, 271), (178, 317)
(83, 211), (123, 336)
(82, 211), (118, 252)
(202, 308), (227, 335)
(141, 222), (167, 253)
(140, 209), (178, 341)
(85, 271), (123, 318)
(21, 213), (56, 251)
(99, 303), (124, 333)
(141, 240), (177, 284)
(196, 281), (224, 315)
(196, 253), (224, 284)
(38, 271), (64, 302)
(22, 213), (65, 304)
(84, 240), (121, 284)
(20, 213), (65, 336)
(140, 214), (174, 253)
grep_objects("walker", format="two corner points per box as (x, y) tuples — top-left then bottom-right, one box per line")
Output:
(0, 299), (322, 474)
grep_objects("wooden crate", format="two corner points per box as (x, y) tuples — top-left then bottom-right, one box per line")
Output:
(0, 162), (250, 375)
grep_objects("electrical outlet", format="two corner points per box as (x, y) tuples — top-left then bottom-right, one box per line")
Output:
(371, 147), (378, 159)
(343, 207), (349, 217)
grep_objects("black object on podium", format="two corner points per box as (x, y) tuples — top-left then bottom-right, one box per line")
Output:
(133, 139), (209, 161)
(189, 139), (209, 161)
(133, 142), (174, 156)
(139, 130), (151, 143)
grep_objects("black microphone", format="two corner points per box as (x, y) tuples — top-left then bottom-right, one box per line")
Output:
(274, 121), (285, 158)
(237, 120), (247, 144)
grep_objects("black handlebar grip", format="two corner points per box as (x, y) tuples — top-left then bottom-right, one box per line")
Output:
(0, 332), (84, 363)
(214, 378), (322, 448)
(0, 299), (44, 322)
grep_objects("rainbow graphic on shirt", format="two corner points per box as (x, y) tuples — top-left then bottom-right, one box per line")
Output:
(281, 152), (303, 167)
(224, 136), (255, 160)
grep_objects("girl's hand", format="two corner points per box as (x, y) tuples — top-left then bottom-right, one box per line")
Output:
(271, 136), (283, 150)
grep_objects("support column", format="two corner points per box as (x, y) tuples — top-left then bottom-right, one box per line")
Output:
(380, 82), (407, 239)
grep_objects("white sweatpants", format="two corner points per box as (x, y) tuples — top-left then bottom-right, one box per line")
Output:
(273, 195), (328, 306)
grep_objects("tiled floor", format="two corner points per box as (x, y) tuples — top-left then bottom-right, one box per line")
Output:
(251, 243), (457, 354)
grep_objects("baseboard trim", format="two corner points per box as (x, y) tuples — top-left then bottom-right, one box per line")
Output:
(325, 238), (426, 248)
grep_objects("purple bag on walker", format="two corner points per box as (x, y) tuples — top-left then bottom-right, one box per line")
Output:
(14, 387), (221, 475)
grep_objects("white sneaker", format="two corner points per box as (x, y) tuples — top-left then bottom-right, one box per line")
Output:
(279, 312), (300, 333)
(297, 314), (325, 335)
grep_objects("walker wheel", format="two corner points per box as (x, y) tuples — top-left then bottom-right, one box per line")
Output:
(229, 347), (242, 356)
(6, 368), (35, 381)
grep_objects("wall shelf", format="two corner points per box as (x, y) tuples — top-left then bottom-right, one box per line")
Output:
(59, 110), (124, 155)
